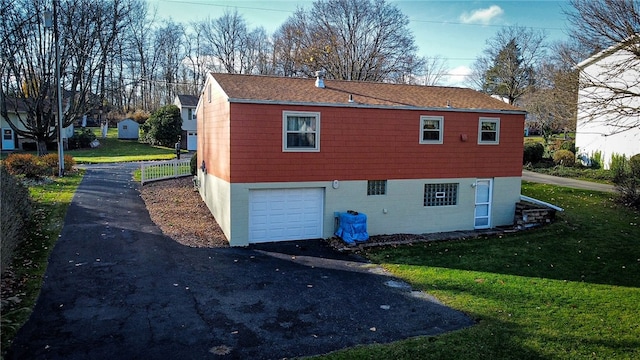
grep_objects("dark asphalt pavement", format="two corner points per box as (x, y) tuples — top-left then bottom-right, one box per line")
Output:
(8, 163), (473, 360)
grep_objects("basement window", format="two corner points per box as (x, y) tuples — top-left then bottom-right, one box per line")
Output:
(367, 180), (387, 195)
(424, 183), (458, 206)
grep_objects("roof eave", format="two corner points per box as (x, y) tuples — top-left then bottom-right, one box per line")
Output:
(226, 98), (526, 115)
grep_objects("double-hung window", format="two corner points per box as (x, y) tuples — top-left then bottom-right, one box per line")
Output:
(478, 117), (500, 144)
(420, 116), (443, 144)
(283, 111), (320, 152)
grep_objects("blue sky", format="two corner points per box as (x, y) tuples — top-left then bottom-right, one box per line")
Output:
(155, 0), (571, 86)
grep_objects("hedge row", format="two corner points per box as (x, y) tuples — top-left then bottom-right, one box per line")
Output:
(0, 166), (33, 272)
(3, 153), (76, 178)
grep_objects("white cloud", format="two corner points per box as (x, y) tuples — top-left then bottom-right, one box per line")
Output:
(460, 5), (504, 25)
(444, 65), (473, 87)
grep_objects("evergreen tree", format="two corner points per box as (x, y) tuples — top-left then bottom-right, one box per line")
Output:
(482, 39), (534, 105)
(141, 105), (182, 147)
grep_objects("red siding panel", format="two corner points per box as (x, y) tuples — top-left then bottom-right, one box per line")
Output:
(222, 104), (524, 183)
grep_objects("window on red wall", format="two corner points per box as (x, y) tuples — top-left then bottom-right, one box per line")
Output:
(478, 117), (500, 144)
(420, 116), (444, 144)
(282, 111), (320, 152)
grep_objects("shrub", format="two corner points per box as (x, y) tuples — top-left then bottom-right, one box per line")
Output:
(615, 176), (640, 210)
(629, 154), (640, 178)
(523, 142), (545, 164)
(141, 105), (182, 147)
(553, 149), (575, 167)
(190, 152), (198, 175)
(127, 109), (151, 124)
(3, 154), (46, 178)
(609, 153), (629, 172)
(68, 127), (97, 149)
(41, 154), (76, 176)
(560, 140), (576, 154)
(0, 165), (33, 272)
(589, 151), (603, 169)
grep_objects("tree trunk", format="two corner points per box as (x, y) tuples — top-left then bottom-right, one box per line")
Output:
(37, 140), (48, 156)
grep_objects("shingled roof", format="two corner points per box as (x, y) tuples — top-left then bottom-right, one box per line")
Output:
(176, 94), (199, 107)
(210, 73), (524, 113)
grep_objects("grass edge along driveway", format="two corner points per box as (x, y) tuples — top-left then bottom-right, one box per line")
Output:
(314, 182), (640, 360)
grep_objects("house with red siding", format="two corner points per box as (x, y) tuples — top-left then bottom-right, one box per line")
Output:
(196, 72), (526, 246)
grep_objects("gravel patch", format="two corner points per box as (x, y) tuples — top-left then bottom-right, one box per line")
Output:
(139, 177), (229, 248)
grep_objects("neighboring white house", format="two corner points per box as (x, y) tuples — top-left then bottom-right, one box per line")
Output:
(174, 95), (198, 151)
(117, 118), (139, 140)
(575, 39), (640, 168)
(1, 97), (73, 151)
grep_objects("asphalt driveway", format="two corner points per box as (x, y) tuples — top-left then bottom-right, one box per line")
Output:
(8, 163), (472, 360)
(522, 170), (615, 193)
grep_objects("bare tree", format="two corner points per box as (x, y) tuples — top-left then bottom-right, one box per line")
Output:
(523, 41), (579, 142)
(1, 0), (132, 153)
(153, 20), (186, 105)
(246, 27), (273, 75)
(469, 25), (547, 104)
(199, 10), (248, 74)
(272, 10), (310, 77)
(181, 22), (208, 95)
(1, 0), (57, 154)
(277, 0), (423, 82)
(567, 0), (640, 133)
(422, 56), (450, 86)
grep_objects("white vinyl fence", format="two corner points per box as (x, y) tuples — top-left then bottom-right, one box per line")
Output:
(140, 158), (192, 185)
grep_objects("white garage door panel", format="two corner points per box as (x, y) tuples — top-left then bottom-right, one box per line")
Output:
(249, 188), (324, 243)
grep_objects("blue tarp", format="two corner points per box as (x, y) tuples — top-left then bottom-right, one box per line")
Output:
(335, 212), (369, 244)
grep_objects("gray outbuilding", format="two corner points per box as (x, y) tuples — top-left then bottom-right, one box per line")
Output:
(117, 118), (139, 140)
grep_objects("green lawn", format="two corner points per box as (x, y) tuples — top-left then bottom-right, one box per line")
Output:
(314, 183), (640, 359)
(67, 128), (180, 163)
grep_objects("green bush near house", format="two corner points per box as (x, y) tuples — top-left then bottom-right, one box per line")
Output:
(630, 154), (640, 177)
(523, 142), (544, 164)
(552, 149), (575, 167)
(68, 127), (97, 149)
(559, 140), (575, 153)
(190, 152), (198, 175)
(141, 105), (183, 147)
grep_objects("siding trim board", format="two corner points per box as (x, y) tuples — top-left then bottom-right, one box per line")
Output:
(226, 98), (527, 115)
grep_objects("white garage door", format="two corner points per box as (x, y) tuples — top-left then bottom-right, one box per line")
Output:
(186, 131), (197, 151)
(249, 188), (324, 243)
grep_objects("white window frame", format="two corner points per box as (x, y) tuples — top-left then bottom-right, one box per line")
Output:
(419, 115), (444, 144)
(478, 117), (500, 144)
(282, 111), (320, 152)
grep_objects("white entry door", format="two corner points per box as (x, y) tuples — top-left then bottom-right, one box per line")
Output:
(186, 131), (197, 151)
(2, 128), (15, 150)
(474, 179), (493, 229)
(249, 188), (324, 243)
